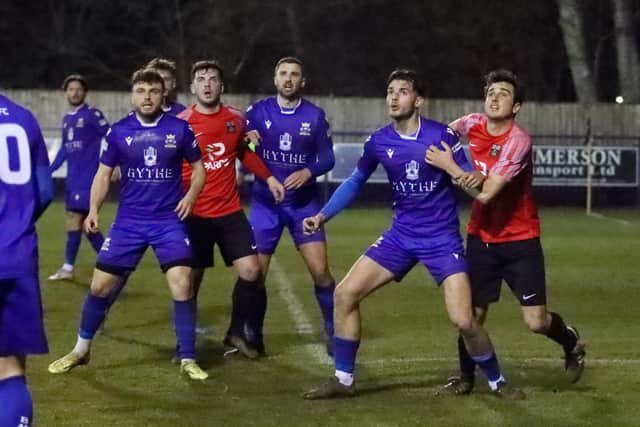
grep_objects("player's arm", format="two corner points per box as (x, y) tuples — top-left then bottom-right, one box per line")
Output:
(85, 163), (114, 233)
(176, 159), (205, 220)
(285, 114), (335, 190)
(302, 168), (369, 234)
(303, 136), (377, 234)
(238, 143), (285, 202)
(31, 121), (54, 219)
(425, 129), (484, 189)
(49, 144), (66, 173)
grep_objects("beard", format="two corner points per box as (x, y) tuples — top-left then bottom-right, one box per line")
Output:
(136, 105), (163, 123)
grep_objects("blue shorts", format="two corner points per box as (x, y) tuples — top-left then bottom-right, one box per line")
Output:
(364, 227), (468, 285)
(0, 272), (48, 356)
(249, 199), (326, 254)
(65, 187), (90, 213)
(96, 220), (193, 275)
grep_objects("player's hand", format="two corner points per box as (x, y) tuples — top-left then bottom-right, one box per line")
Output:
(84, 211), (100, 233)
(266, 176), (285, 203)
(303, 213), (326, 235)
(175, 194), (196, 221)
(425, 141), (454, 170)
(244, 130), (261, 151)
(284, 168), (312, 190)
(458, 170), (485, 189)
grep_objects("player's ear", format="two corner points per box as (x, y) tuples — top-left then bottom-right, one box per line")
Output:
(190, 82), (196, 95)
(300, 77), (306, 89)
(414, 95), (424, 109)
(221, 83), (225, 94)
(512, 102), (521, 116)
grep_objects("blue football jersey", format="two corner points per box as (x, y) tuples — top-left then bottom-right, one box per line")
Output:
(357, 117), (472, 238)
(101, 113), (201, 222)
(0, 95), (51, 278)
(58, 104), (109, 192)
(246, 97), (334, 206)
(163, 101), (186, 116)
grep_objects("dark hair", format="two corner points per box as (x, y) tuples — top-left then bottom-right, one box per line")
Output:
(275, 56), (304, 75)
(130, 68), (165, 92)
(483, 69), (524, 104)
(62, 74), (88, 91)
(386, 69), (425, 97)
(145, 57), (177, 75)
(190, 60), (224, 83)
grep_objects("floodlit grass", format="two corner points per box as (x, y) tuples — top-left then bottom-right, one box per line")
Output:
(30, 202), (640, 426)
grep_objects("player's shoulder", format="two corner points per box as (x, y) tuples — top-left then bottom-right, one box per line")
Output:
(86, 104), (105, 117)
(300, 98), (326, 116)
(222, 104), (245, 121)
(176, 105), (195, 121)
(509, 122), (531, 142)
(247, 97), (272, 113)
(0, 94), (35, 121)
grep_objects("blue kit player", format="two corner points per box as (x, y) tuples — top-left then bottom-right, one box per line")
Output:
(302, 69), (524, 399)
(48, 75), (110, 281)
(0, 94), (54, 426)
(145, 57), (186, 116)
(48, 69), (208, 380)
(244, 57), (336, 355)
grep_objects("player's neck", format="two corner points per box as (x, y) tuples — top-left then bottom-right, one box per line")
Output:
(68, 103), (85, 113)
(393, 114), (420, 137)
(195, 102), (221, 115)
(277, 94), (301, 109)
(486, 117), (515, 136)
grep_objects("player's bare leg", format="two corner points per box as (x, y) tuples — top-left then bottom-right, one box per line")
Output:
(48, 269), (120, 373)
(440, 273), (524, 400)
(304, 256), (394, 399)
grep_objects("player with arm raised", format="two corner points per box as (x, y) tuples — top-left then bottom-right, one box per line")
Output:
(0, 93), (54, 425)
(48, 75), (110, 281)
(48, 69), (208, 380)
(302, 69), (522, 400)
(426, 69), (585, 395)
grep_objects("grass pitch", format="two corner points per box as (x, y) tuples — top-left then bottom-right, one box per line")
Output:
(31, 203), (640, 426)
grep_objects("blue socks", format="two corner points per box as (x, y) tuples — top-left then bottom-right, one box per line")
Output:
(314, 284), (335, 337)
(86, 231), (105, 253)
(0, 376), (32, 427)
(64, 230), (82, 265)
(79, 294), (110, 339)
(334, 336), (360, 374)
(174, 299), (196, 360)
(472, 352), (502, 383)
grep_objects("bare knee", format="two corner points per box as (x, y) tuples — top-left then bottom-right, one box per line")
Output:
(235, 256), (262, 282)
(334, 284), (361, 313)
(452, 313), (476, 336)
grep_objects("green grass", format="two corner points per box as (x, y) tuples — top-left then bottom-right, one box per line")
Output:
(31, 203), (640, 426)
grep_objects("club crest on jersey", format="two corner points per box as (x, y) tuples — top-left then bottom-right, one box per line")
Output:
(299, 122), (311, 136)
(76, 117), (84, 128)
(226, 121), (236, 133)
(490, 143), (502, 157)
(164, 133), (177, 148)
(144, 146), (157, 167)
(265, 120), (272, 129)
(125, 136), (133, 146)
(279, 132), (292, 151)
(405, 160), (420, 180)
(67, 127), (74, 141)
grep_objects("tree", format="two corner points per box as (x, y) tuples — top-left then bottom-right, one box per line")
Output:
(611, 0), (640, 103)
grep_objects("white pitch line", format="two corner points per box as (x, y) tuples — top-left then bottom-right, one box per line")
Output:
(270, 256), (331, 365)
(359, 355), (640, 367)
(588, 212), (631, 226)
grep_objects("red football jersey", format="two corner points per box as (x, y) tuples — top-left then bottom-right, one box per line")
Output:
(180, 105), (271, 218)
(451, 113), (540, 243)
